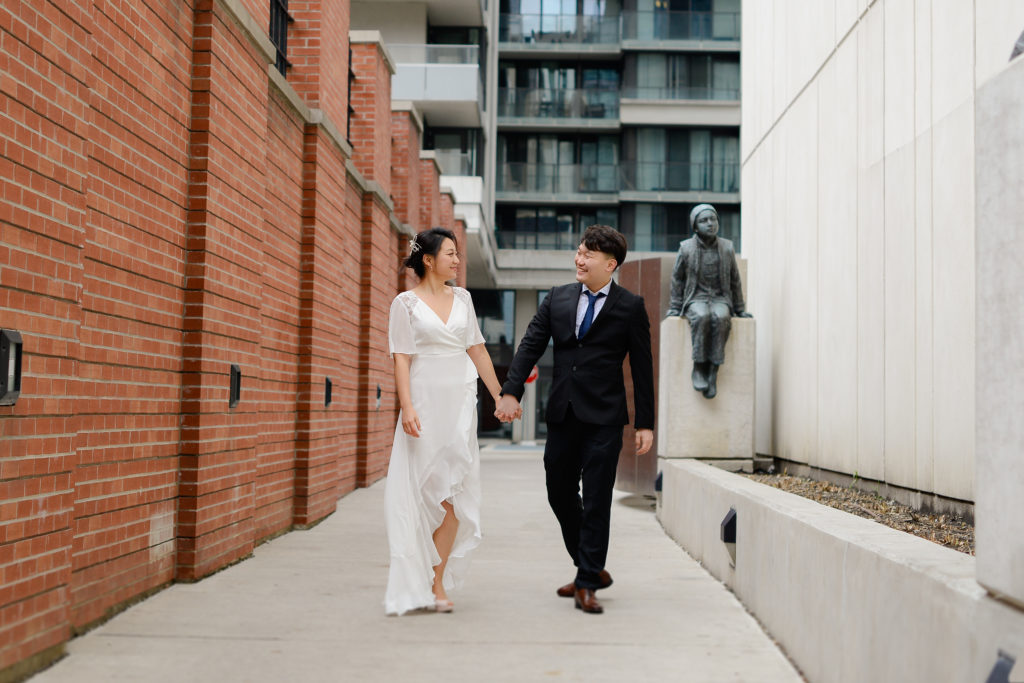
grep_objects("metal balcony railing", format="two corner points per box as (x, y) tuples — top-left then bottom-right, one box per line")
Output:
(619, 85), (740, 101)
(499, 13), (620, 45)
(621, 10), (741, 41)
(497, 162), (619, 194)
(619, 161), (739, 194)
(497, 87), (619, 119)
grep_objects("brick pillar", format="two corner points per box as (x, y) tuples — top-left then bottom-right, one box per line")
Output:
(285, 1), (358, 525)
(178, 1), (269, 580)
(390, 106), (423, 231)
(349, 33), (399, 486)
(418, 153), (442, 229)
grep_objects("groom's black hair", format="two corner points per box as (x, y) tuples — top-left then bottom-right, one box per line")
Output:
(404, 227), (458, 278)
(581, 225), (627, 269)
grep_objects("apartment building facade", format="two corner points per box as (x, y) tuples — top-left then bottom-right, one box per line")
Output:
(353, 0), (741, 443)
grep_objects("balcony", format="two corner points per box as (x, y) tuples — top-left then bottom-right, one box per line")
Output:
(621, 10), (741, 46)
(494, 229), (690, 253)
(618, 86), (740, 126)
(619, 161), (739, 198)
(390, 44), (481, 127)
(495, 230), (582, 251)
(499, 13), (621, 56)
(497, 87), (619, 130)
(619, 85), (739, 101)
(433, 149), (476, 176)
(497, 162), (619, 198)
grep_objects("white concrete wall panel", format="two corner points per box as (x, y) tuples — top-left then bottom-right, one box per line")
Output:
(745, 149), (775, 454)
(975, 1), (1024, 86)
(815, 42), (859, 476)
(913, 132), (935, 494)
(835, 0), (862, 42)
(774, 91), (820, 464)
(742, 0), (986, 500)
(930, 1), (974, 124)
(882, 145), (917, 488)
(883, 0), (915, 155)
(741, 0), (774, 158)
(856, 161), (886, 482)
(930, 103), (975, 502)
(975, 55), (1024, 606)
(914, 0), (933, 135)
(857, 8), (884, 168)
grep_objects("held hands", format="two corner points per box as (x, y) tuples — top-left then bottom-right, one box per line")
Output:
(635, 428), (654, 456)
(402, 407), (422, 438)
(494, 394), (523, 423)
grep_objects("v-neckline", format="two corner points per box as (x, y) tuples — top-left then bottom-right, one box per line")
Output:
(413, 290), (456, 327)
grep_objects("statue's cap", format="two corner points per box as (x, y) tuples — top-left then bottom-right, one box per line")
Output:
(690, 204), (718, 231)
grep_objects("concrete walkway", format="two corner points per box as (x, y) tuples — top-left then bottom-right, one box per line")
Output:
(33, 445), (802, 682)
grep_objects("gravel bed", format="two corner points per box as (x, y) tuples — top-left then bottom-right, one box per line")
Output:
(743, 473), (975, 555)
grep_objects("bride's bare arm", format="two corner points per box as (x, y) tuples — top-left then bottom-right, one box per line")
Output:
(393, 353), (421, 438)
(467, 343), (503, 404)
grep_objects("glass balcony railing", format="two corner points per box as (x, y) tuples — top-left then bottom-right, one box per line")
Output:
(497, 162), (619, 194)
(495, 230), (692, 252)
(499, 13), (620, 45)
(619, 161), (739, 194)
(434, 149), (476, 176)
(389, 44), (479, 64)
(620, 85), (740, 101)
(621, 11), (741, 41)
(495, 230), (583, 250)
(498, 87), (619, 119)
(390, 44), (482, 115)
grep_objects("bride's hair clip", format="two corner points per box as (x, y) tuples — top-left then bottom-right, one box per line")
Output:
(409, 240), (422, 256)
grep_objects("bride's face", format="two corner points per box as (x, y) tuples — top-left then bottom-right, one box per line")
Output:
(426, 238), (459, 280)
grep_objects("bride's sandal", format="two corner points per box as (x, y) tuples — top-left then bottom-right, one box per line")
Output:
(434, 598), (454, 613)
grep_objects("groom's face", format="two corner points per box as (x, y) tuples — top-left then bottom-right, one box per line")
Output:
(575, 243), (616, 291)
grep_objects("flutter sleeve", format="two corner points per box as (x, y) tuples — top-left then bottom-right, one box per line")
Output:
(459, 288), (485, 348)
(388, 295), (417, 356)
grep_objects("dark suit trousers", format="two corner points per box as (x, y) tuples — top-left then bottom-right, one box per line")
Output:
(543, 405), (623, 590)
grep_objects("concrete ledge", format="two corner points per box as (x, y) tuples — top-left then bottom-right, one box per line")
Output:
(657, 459), (1024, 683)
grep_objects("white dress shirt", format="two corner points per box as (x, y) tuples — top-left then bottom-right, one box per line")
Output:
(575, 281), (612, 337)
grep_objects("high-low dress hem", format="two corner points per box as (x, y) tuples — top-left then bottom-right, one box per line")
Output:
(383, 289), (485, 616)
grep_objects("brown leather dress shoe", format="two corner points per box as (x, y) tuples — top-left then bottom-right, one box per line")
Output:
(574, 587), (603, 614)
(556, 569), (613, 597)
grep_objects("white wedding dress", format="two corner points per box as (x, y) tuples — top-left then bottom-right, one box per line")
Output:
(384, 287), (485, 615)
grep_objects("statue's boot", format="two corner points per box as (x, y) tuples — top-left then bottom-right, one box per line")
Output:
(691, 361), (709, 392)
(703, 363), (719, 399)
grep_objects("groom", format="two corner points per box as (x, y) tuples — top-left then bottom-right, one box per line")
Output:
(496, 225), (655, 614)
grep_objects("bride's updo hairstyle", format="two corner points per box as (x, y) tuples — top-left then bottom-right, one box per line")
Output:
(404, 227), (457, 278)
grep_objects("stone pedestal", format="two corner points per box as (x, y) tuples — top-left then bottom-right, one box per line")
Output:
(657, 316), (755, 465)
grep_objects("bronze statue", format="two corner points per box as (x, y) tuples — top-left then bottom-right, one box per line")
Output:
(666, 204), (751, 399)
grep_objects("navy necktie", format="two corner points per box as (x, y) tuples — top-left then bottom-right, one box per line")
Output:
(579, 291), (605, 338)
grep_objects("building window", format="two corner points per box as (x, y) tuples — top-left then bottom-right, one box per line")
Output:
(269, 0), (293, 76)
(495, 205), (618, 249)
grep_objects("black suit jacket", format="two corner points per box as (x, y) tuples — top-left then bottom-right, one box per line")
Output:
(501, 281), (654, 429)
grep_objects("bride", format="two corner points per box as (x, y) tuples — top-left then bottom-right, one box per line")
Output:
(384, 227), (511, 615)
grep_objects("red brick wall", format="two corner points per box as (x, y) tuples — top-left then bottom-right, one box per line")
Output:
(73, 0), (194, 628)
(0, 1), (442, 675)
(0, 0), (92, 669)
